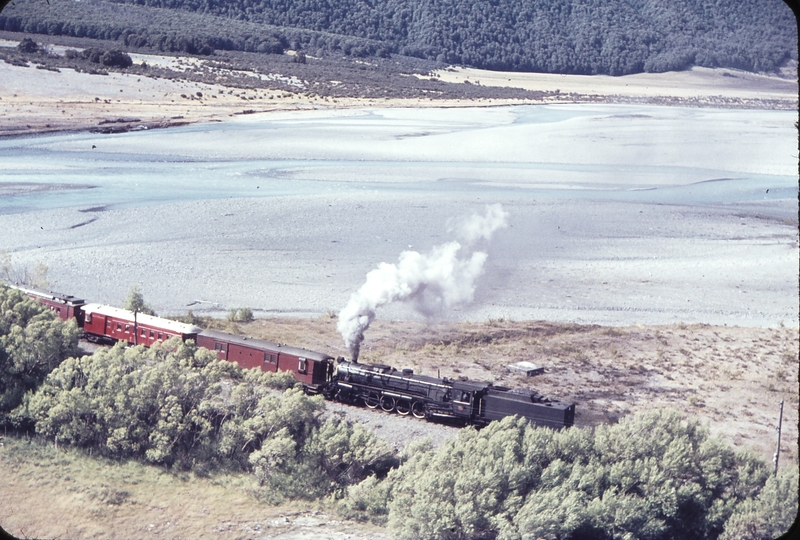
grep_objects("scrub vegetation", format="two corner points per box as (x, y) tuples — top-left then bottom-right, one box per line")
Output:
(341, 412), (797, 540)
(0, 251), (50, 290)
(0, 29), (547, 102)
(0, 0), (795, 75)
(11, 337), (398, 502)
(0, 285), (79, 421)
(1, 283), (797, 539)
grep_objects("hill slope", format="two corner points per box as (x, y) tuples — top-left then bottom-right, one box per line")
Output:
(1, 0), (796, 75)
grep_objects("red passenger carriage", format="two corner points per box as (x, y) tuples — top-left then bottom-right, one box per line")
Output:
(7, 283), (575, 429)
(16, 285), (86, 325)
(196, 329), (334, 390)
(81, 303), (202, 346)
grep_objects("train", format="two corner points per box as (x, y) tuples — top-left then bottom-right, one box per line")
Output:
(10, 283), (575, 429)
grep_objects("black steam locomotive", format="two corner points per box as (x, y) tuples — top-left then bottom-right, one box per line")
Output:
(11, 283), (576, 429)
(326, 360), (575, 429)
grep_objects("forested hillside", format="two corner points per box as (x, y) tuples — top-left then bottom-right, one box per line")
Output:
(1, 0), (795, 75)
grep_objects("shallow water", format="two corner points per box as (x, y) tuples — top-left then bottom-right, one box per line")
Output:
(1, 104), (796, 215)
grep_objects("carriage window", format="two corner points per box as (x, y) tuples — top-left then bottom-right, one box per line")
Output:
(117, 322), (122, 330)
(85, 313), (92, 323)
(141, 328), (146, 336)
(158, 333), (163, 340)
(150, 330), (155, 338)
(298, 358), (307, 374)
(215, 342), (225, 351)
(125, 325), (131, 332)
(264, 353), (276, 364)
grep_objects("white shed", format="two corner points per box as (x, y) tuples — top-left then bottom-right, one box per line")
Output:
(507, 361), (544, 376)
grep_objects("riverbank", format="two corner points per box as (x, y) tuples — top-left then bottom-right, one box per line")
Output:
(1, 36), (797, 138)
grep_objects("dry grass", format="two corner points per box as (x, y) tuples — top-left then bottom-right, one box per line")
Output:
(0, 436), (387, 539)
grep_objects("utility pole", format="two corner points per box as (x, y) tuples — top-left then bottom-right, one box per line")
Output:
(773, 399), (784, 476)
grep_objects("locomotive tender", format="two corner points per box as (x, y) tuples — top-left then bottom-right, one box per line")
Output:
(11, 283), (575, 429)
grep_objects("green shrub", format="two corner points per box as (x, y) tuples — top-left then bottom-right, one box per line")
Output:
(719, 465), (798, 540)
(100, 49), (133, 68)
(350, 410), (776, 540)
(16, 37), (39, 53)
(227, 307), (254, 323)
(17, 336), (397, 500)
(18, 339), (293, 469)
(247, 408), (398, 503)
(0, 285), (79, 419)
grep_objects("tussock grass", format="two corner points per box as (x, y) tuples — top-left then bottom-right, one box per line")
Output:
(1, 435), (379, 539)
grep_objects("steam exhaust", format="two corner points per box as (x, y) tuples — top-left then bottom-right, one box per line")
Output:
(337, 204), (508, 361)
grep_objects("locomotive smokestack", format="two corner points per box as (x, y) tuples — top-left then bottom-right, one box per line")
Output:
(337, 204), (508, 361)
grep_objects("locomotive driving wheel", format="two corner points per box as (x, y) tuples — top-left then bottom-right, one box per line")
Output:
(411, 401), (426, 419)
(365, 392), (380, 409)
(380, 395), (396, 412)
(395, 399), (411, 416)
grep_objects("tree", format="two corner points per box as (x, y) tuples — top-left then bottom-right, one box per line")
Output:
(358, 410), (774, 540)
(719, 465), (799, 540)
(100, 49), (133, 68)
(123, 285), (154, 345)
(0, 285), (79, 421)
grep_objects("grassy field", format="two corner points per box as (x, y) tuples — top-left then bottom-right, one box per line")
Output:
(0, 435), (388, 539)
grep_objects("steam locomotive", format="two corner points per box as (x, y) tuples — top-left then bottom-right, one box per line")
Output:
(10, 283), (575, 429)
(330, 360), (574, 429)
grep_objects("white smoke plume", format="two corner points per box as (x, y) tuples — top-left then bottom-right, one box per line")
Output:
(449, 202), (510, 244)
(338, 204), (508, 361)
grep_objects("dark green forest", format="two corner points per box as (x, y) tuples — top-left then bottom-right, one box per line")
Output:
(0, 0), (796, 75)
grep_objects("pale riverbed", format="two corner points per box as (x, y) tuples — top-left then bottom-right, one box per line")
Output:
(1, 104), (797, 327)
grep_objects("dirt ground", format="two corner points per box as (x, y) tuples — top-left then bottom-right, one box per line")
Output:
(1, 38), (797, 138)
(433, 63), (799, 105)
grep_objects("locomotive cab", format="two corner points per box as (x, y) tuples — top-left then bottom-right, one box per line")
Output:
(450, 380), (489, 421)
